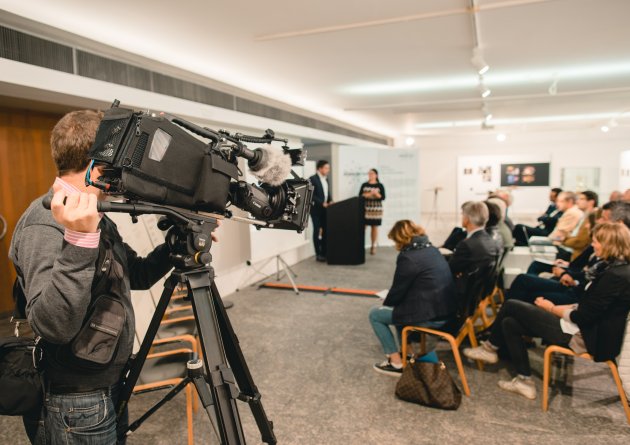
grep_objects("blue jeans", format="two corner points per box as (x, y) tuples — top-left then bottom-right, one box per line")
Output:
(368, 306), (447, 360)
(23, 385), (127, 445)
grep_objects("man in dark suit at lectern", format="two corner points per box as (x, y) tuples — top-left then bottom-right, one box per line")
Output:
(309, 160), (332, 262)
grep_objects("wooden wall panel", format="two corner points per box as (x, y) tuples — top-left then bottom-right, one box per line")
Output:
(0, 107), (62, 314)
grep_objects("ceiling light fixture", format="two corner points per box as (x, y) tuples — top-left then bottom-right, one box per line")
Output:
(481, 86), (491, 98)
(414, 112), (618, 129)
(343, 62), (630, 96)
(496, 133), (507, 142)
(601, 126), (610, 133)
(405, 136), (415, 146)
(471, 47), (489, 75)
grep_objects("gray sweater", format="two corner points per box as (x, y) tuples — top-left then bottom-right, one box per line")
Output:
(9, 192), (172, 391)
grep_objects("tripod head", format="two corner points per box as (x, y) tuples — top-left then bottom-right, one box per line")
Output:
(100, 201), (219, 270)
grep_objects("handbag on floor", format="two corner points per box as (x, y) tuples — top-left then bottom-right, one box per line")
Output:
(395, 358), (461, 410)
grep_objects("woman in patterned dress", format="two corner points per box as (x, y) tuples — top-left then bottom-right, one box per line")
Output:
(359, 169), (386, 255)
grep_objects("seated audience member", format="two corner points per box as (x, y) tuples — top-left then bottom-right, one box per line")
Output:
(525, 200), (628, 277)
(490, 189), (515, 231)
(548, 191), (583, 242)
(486, 197), (514, 250)
(449, 201), (501, 278)
(464, 222), (630, 400)
(485, 200), (505, 250)
(513, 188), (563, 246)
(559, 191), (598, 260)
(370, 220), (457, 376)
(624, 189), (630, 202)
(609, 190), (622, 202)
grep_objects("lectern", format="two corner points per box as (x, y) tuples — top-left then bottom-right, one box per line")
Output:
(326, 197), (365, 265)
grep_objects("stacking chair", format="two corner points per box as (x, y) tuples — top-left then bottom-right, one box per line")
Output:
(541, 345), (630, 425)
(401, 261), (497, 396)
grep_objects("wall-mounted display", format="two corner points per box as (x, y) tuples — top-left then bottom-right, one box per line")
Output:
(500, 163), (550, 187)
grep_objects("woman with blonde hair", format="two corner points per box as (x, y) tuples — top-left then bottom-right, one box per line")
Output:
(369, 220), (457, 375)
(464, 221), (630, 399)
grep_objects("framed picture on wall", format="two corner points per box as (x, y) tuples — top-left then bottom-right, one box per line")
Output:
(500, 163), (550, 187)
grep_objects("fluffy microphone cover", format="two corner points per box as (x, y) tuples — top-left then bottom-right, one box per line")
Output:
(250, 146), (293, 186)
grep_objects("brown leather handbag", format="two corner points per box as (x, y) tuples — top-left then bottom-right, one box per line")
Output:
(395, 359), (462, 410)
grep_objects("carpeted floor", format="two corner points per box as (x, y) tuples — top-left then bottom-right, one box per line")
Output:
(1, 245), (629, 444)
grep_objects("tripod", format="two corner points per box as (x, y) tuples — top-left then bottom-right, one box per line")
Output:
(104, 202), (275, 445)
(236, 254), (299, 295)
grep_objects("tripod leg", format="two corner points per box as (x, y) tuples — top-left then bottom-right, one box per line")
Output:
(279, 258), (299, 295)
(187, 271), (246, 445)
(210, 281), (277, 445)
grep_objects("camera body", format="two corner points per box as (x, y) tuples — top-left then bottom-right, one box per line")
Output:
(87, 103), (313, 232)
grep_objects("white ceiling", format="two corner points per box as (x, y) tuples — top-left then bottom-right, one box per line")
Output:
(2, 0), (630, 140)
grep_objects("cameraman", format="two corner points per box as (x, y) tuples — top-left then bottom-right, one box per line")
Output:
(9, 110), (213, 444)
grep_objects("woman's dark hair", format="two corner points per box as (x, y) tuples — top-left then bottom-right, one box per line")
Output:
(369, 168), (380, 183)
(581, 190), (599, 207)
(484, 201), (501, 228)
(316, 160), (329, 170)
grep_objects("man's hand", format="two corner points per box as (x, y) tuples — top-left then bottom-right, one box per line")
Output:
(552, 266), (565, 277)
(50, 184), (99, 233)
(559, 274), (576, 287)
(554, 259), (570, 267)
(535, 296), (554, 312)
(211, 220), (221, 243)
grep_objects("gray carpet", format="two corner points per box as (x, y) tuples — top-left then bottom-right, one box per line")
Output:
(1, 246), (629, 444)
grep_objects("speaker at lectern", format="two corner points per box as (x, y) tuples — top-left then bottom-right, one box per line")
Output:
(326, 197), (365, 265)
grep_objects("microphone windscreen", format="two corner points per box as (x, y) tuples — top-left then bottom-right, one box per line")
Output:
(249, 146), (292, 186)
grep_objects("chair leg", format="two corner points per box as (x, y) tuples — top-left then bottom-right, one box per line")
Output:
(420, 333), (427, 356)
(542, 347), (555, 412)
(444, 334), (471, 397)
(466, 319), (484, 371)
(401, 328), (409, 367)
(186, 383), (194, 445)
(605, 361), (630, 425)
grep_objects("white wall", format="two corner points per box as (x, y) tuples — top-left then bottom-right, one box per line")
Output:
(417, 128), (630, 224)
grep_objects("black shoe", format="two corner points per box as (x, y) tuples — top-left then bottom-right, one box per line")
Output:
(373, 360), (403, 377)
(316, 255), (327, 262)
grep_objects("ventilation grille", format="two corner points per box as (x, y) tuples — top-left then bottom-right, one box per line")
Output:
(77, 51), (152, 90)
(0, 25), (389, 145)
(131, 132), (149, 168)
(152, 73), (235, 110)
(0, 26), (73, 73)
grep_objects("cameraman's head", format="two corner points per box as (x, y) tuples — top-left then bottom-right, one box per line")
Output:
(51, 110), (104, 196)
(316, 160), (330, 177)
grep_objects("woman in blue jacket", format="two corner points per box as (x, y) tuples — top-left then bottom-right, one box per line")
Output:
(370, 220), (458, 376)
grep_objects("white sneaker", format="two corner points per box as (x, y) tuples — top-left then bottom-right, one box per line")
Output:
(498, 377), (537, 400)
(463, 342), (498, 364)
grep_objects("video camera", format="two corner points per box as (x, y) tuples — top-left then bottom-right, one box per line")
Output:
(86, 100), (313, 232)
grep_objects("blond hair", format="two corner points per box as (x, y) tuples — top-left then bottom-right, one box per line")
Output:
(592, 222), (630, 262)
(388, 220), (426, 251)
(51, 110), (103, 174)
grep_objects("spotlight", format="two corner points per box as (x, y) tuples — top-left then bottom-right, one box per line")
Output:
(601, 126), (610, 133)
(471, 47), (489, 75)
(481, 86), (491, 98)
(496, 133), (506, 142)
(405, 136), (415, 146)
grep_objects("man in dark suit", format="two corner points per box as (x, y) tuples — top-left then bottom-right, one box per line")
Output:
(513, 187), (563, 245)
(309, 160), (332, 261)
(449, 201), (501, 277)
